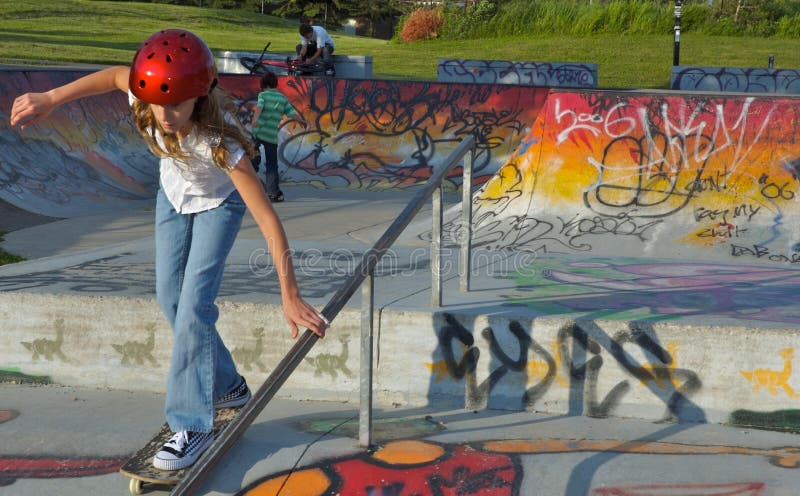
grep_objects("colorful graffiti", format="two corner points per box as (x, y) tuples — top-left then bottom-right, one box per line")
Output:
(438, 59), (598, 88)
(1, 69), (543, 217)
(593, 482), (765, 496)
(238, 439), (520, 496)
(221, 75), (546, 190)
(428, 313), (704, 421)
(671, 66), (800, 94)
(6, 69), (800, 266)
(236, 437), (781, 496)
(0, 70), (157, 218)
(457, 91), (800, 264)
(0, 407), (124, 487)
(507, 257), (800, 326)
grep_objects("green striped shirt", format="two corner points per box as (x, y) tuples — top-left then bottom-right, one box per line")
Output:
(253, 89), (296, 144)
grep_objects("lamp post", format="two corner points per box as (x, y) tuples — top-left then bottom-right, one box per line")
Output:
(673, 0), (682, 66)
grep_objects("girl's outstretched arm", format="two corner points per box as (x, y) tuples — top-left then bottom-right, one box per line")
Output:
(10, 66), (130, 129)
(229, 155), (328, 339)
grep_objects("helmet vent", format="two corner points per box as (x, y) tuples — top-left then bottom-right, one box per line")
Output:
(138, 80), (146, 89)
(166, 55), (173, 63)
(146, 52), (155, 60)
(161, 84), (169, 93)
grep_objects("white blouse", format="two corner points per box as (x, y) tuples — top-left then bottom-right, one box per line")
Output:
(129, 92), (246, 214)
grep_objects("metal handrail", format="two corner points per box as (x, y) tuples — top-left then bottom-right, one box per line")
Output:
(359, 135), (475, 446)
(173, 134), (476, 495)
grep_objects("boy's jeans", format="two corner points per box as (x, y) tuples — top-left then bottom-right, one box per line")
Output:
(155, 187), (245, 433)
(255, 140), (281, 197)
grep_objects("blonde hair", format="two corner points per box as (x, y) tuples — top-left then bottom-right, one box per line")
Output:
(131, 88), (254, 171)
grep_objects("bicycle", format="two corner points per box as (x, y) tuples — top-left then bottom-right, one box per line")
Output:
(239, 42), (335, 78)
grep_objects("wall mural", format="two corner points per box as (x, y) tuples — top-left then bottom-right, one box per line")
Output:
(427, 314), (703, 421)
(452, 91), (800, 264)
(0, 70), (157, 218)
(219, 75), (547, 190)
(5, 70), (800, 266)
(0, 70), (544, 217)
(426, 313), (800, 428)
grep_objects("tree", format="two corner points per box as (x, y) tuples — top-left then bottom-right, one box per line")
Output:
(273, 0), (351, 28)
(341, 0), (405, 37)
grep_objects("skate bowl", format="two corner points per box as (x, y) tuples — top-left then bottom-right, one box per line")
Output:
(3, 66), (800, 428)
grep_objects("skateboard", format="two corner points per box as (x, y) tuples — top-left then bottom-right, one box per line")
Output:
(119, 407), (240, 495)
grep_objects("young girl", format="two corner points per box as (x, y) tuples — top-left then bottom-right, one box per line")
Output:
(10, 29), (328, 471)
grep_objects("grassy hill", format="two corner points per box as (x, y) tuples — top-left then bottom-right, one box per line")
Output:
(1, 1), (800, 89)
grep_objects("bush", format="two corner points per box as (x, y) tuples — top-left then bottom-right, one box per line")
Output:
(776, 13), (800, 37)
(442, 0), (498, 39)
(399, 7), (443, 43)
(418, 0), (800, 40)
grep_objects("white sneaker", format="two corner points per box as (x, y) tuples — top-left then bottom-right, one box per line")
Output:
(153, 430), (213, 471)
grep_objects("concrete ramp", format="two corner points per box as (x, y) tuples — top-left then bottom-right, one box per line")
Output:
(1, 68), (545, 220)
(6, 69), (800, 431)
(0, 70), (157, 218)
(465, 90), (800, 265)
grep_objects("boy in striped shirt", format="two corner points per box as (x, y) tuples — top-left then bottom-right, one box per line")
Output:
(251, 72), (305, 202)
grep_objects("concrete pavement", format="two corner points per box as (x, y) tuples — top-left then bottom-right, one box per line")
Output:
(3, 59), (800, 496)
(3, 383), (800, 495)
(2, 184), (800, 494)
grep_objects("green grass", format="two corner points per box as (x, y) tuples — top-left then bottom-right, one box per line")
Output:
(0, 233), (24, 265)
(1, 1), (799, 88)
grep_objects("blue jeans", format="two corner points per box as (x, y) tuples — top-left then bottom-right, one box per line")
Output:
(155, 187), (245, 433)
(255, 140), (281, 197)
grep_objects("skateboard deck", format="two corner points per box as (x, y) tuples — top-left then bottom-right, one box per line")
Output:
(120, 407), (240, 495)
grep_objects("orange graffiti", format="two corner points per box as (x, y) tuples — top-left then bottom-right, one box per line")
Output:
(242, 468), (330, 496)
(638, 341), (682, 389)
(240, 440), (518, 496)
(527, 340), (568, 387)
(740, 348), (800, 399)
(591, 482), (765, 496)
(372, 440), (445, 465)
(482, 438), (800, 468)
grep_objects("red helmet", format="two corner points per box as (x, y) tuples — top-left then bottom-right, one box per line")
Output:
(129, 29), (218, 105)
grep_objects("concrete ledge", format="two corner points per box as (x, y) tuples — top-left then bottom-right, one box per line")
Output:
(438, 58), (598, 88)
(217, 50), (373, 79)
(671, 65), (800, 94)
(4, 291), (799, 426)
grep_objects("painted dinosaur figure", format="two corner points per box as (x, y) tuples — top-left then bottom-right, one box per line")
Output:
(740, 347), (799, 398)
(21, 318), (68, 362)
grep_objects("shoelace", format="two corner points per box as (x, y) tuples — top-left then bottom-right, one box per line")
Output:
(164, 430), (189, 450)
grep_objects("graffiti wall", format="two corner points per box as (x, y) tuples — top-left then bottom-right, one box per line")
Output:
(418, 313), (800, 424)
(438, 59), (598, 88)
(221, 75), (546, 190)
(0, 70), (157, 218)
(6, 69), (800, 269)
(461, 90), (800, 265)
(671, 66), (800, 94)
(0, 69), (543, 217)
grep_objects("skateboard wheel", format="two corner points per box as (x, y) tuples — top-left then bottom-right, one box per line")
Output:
(129, 477), (144, 495)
